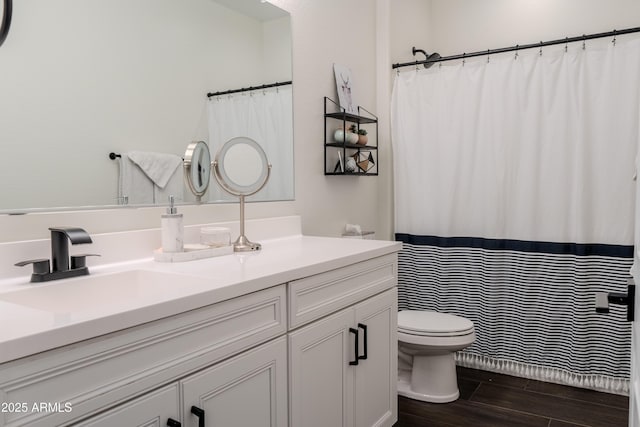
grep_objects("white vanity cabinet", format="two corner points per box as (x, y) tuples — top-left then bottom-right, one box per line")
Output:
(0, 237), (400, 427)
(78, 337), (288, 427)
(288, 254), (398, 427)
(0, 285), (287, 427)
(73, 385), (181, 427)
(179, 336), (288, 427)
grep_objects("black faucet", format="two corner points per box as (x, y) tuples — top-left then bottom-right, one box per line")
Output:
(15, 227), (99, 283)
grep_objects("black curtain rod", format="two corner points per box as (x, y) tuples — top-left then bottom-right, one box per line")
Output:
(207, 80), (292, 98)
(392, 26), (640, 69)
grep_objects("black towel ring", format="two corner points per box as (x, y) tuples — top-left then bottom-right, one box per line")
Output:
(0, 0), (12, 48)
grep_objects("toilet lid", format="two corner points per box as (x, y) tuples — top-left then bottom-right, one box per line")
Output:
(398, 310), (474, 336)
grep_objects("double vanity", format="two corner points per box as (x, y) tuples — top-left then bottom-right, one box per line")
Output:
(0, 216), (401, 427)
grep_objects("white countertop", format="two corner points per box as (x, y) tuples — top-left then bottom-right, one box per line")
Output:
(0, 235), (401, 364)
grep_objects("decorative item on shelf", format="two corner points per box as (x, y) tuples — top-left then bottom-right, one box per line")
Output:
(345, 157), (358, 172)
(333, 126), (358, 144)
(352, 151), (375, 173)
(333, 63), (357, 114)
(347, 125), (359, 144)
(334, 151), (345, 173)
(357, 128), (368, 145)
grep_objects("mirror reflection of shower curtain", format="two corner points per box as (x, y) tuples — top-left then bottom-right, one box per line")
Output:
(207, 85), (294, 202)
(391, 39), (640, 393)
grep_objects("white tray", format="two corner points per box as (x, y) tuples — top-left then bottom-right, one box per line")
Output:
(153, 244), (233, 263)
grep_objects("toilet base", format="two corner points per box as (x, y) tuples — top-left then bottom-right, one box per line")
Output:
(397, 351), (461, 403)
(398, 372), (459, 403)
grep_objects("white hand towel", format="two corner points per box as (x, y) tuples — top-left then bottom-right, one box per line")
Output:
(118, 153), (155, 205)
(128, 151), (183, 189)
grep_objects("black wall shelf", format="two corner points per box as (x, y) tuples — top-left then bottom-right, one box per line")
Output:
(325, 111), (377, 125)
(324, 97), (378, 176)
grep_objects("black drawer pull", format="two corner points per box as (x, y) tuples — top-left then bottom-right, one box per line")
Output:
(357, 323), (368, 360)
(166, 418), (181, 427)
(191, 406), (205, 427)
(349, 327), (359, 366)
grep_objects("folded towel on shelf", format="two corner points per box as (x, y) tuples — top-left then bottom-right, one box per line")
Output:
(118, 151), (183, 205)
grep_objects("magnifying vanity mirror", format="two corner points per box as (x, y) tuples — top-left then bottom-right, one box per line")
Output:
(183, 141), (211, 202)
(0, 0), (293, 214)
(0, 0), (11, 47)
(213, 137), (271, 252)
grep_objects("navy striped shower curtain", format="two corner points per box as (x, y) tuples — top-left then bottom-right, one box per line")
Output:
(391, 38), (640, 393)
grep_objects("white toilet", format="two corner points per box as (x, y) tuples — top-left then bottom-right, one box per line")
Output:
(397, 310), (476, 403)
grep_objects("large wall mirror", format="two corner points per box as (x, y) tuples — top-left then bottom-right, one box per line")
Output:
(0, 0), (293, 213)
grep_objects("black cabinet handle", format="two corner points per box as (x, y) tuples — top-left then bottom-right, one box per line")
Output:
(349, 327), (359, 366)
(357, 323), (368, 360)
(191, 406), (205, 427)
(167, 419), (181, 427)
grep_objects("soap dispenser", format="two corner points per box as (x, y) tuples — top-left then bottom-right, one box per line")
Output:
(161, 195), (184, 253)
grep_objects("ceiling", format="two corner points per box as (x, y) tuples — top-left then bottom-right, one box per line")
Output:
(213, 0), (288, 22)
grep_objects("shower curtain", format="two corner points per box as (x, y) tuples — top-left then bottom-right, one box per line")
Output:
(207, 85), (294, 202)
(391, 39), (640, 393)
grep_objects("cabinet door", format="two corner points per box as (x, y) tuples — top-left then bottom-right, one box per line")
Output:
(181, 337), (287, 427)
(353, 288), (398, 427)
(289, 308), (356, 427)
(75, 385), (180, 427)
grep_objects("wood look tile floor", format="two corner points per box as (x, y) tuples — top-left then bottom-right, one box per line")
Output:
(395, 367), (629, 427)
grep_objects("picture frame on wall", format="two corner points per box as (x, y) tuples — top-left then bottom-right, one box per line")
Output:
(333, 63), (357, 114)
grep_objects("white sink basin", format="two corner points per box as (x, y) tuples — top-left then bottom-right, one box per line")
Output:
(0, 270), (195, 313)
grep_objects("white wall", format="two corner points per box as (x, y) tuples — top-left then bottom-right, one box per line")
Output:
(269, 0), (380, 238)
(390, 0), (433, 65)
(262, 16), (293, 84)
(390, 0), (640, 63)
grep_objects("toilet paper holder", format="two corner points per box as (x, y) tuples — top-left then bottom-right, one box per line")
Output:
(595, 278), (635, 322)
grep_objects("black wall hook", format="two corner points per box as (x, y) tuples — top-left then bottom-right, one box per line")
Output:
(0, 0), (12, 48)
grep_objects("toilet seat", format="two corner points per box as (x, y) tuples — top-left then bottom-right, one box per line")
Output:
(398, 310), (474, 337)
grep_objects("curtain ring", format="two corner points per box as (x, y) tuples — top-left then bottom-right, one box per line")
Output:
(514, 44), (519, 60)
(612, 29), (617, 46)
(462, 52), (466, 66)
(582, 35), (586, 50)
(539, 41), (543, 56)
(487, 49), (490, 63)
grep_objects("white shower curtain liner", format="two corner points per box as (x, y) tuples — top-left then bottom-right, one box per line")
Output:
(392, 40), (640, 245)
(207, 85), (293, 202)
(392, 39), (640, 393)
